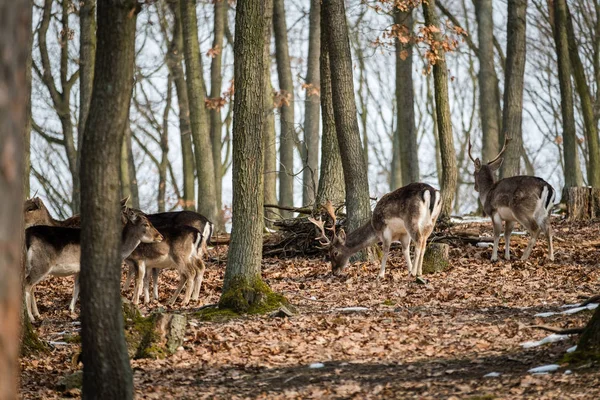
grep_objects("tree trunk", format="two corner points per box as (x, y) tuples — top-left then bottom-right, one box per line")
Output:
(565, 4), (600, 188)
(475, 0), (501, 163)
(577, 306), (600, 356)
(166, 0), (195, 211)
(0, 1), (30, 397)
(221, 0), (273, 312)
(423, 0), (458, 219)
(565, 187), (600, 220)
(500, 0), (528, 179)
(158, 77), (173, 212)
(79, 2), (137, 398)
(180, 0), (218, 223)
(210, 0), (226, 230)
(126, 126), (139, 209)
(273, 0), (295, 217)
(316, 19), (345, 206)
(322, 0), (372, 233)
(302, 0), (321, 206)
(262, 0), (277, 225)
(24, 0), (32, 198)
(391, 8), (419, 190)
(553, 0), (583, 188)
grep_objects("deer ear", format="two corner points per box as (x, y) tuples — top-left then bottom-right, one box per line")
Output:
(337, 229), (346, 243)
(488, 157), (504, 171)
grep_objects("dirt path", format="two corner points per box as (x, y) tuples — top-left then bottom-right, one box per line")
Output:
(20, 219), (600, 399)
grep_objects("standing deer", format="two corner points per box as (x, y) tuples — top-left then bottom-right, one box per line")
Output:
(24, 197), (80, 228)
(24, 209), (163, 322)
(310, 183), (442, 279)
(468, 137), (555, 261)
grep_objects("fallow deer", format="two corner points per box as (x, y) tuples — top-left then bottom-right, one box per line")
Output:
(310, 183), (443, 279)
(125, 225), (204, 306)
(468, 137), (555, 261)
(24, 197), (80, 228)
(24, 209), (163, 322)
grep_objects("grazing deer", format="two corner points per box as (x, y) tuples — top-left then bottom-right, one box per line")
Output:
(468, 137), (555, 261)
(24, 209), (163, 322)
(125, 225), (204, 306)
(310, 183), (443, 279)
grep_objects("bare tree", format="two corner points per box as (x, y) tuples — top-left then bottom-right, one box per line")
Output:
(79, 1), (138, 397)
(263, 0), (277, 223)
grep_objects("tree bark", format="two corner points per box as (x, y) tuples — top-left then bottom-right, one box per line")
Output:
(302, 0), (321, 206)
(391, 8), (419, 190)
(475, 0), (501, 163)
(422, 0), (457, 219)
(577, 306), (600, 355)
(273, 0), (295, 217)
(322, 0), (372, 233)
(24, 0), (33, 198)
(210, 0), (226, 229)
(166, 0), (195, 211)
(79, 1), (137, 398)
(158, 77), (173, 212)
(316, 19), (345, 206)
(220, 0), (272, 311)
(0, 1), (30, 397)
(565, 4), (600, 188)
(553, 0), (583, 188)
(500, 0), (528, 179)
(180, 0), (218, 223)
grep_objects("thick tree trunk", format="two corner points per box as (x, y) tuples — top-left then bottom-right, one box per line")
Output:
(0, 1), (30, 397)
(180, 0), (218, 223)
(322, 0), (372, 233)
(273, 0), (295, 217)
(262, 0), (277, 225)
(316, 21), (345, 206)
(565, 4), (600, 188)
(577, 306), (600, 356)
(500, 0), (528, 179)
(210, 0), (226, 229)
(475, 0), (501, 163)
(423, 0), (457, 219)
(221, 0), (272, 311)
(302, 0), (321, 206)
(565, 187), (600, 220)
(553, 0), (583, 188)
(166, 0), (195, 211)
(79, 2), (137, 398)
(391, 8), (419, 190)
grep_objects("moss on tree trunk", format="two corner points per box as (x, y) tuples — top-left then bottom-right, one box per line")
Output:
(218, 276), (289, 314)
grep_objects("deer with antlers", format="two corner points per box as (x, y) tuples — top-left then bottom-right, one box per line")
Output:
(468, 136), (555, 261)
(309, 183), (443, 279)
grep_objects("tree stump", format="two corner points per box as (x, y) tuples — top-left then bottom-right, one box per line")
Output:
(565, 187), (600, 220)
(421, 243), (450, 275)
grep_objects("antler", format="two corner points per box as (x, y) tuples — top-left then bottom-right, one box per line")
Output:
(323, 201), (337, 237)
(487, 136), (512, 164)
(308, 216), (331, 247)
(467, 135), (477, 164)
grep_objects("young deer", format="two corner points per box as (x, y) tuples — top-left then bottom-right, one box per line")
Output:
(468, 137), (555, 261)
(125, 225), (204, 306)
(310, 183), (442, 279)
(24, 209), (163, 322)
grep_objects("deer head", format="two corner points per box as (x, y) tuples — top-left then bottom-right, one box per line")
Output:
(23, 197), (53, 228)
(468, 136), (511, 193)
(308, 202), (348, 275)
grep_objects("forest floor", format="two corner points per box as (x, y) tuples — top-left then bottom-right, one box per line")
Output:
(19, 217), (600, 399)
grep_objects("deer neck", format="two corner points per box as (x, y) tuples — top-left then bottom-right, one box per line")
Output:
(342, 221), (379, 255)
(120, 223), (141, 259)
(477, 168), (496, 206)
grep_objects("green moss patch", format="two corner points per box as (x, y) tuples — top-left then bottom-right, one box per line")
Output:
(218, 276), (293, 315)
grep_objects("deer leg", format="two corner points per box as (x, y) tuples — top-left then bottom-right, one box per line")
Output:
(25, 286), (35, 323)
(192, 258), (206, 301)
(491, 214), (503, 262)
(143, 267), (152, 304)
(414, 237), (427, 277)
(69, 274), (80, 314)
(546, 222), (554, 261)
(168, 267), (192, 306)
(181, 264), (197, 306)
(400, 235), (413, 276)
(152, 268), (160, 301)
(123, 260), (135, 290)
(30, 287), (41, 319)
(377, 237), (392, 280)
(133, 261), (145, 305)
(522, 229), (540, 260)
(504, 221), (515, 260)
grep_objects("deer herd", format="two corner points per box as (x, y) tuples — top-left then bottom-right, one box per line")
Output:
(23, 137), (556, 321)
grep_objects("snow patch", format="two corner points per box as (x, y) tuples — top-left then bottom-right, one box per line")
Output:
(566, 345), (577, 353)
(476, 242), (493, 248)
(521, 334), (570, 348)
(528, 364), (560, 374)
(309, 363), (325, 369)
(484, 372), (501, 378)
(335, 307), (370, 313)
(534, 303), (598, 318)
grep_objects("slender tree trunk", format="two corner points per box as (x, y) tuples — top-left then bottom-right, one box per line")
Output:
(475, 0), (501, 163)
(316, 20), (345, 206)
(220, 0), (272, 312)
(322, 0), (372, 233)
(500, 0), (528, 179)
(423, 0), (457, 219)
(24, 0), (33, 198)
(158, 76), (173, 212)
(79, 2), (137, 398)
(180, 0), (218, 223)
(302, 0), (321, 206)
(262, 0), (277, 224)
(0, 1), (30, 397)
(553, 0), (583, 188)
(120, 127), (131, 201)
(565, 4), (600, 188)
(126, 126), (139, 209)
(210, 0), (226, 229)
(273, 0), (295, 217)
(166, 0), (195, 211)
(392, 8), (419, 190)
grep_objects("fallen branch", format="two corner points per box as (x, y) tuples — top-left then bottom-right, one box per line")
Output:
(263, 204), (315, 215)
(579, 294), (600, 306)
(527, 324), (584, 335)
